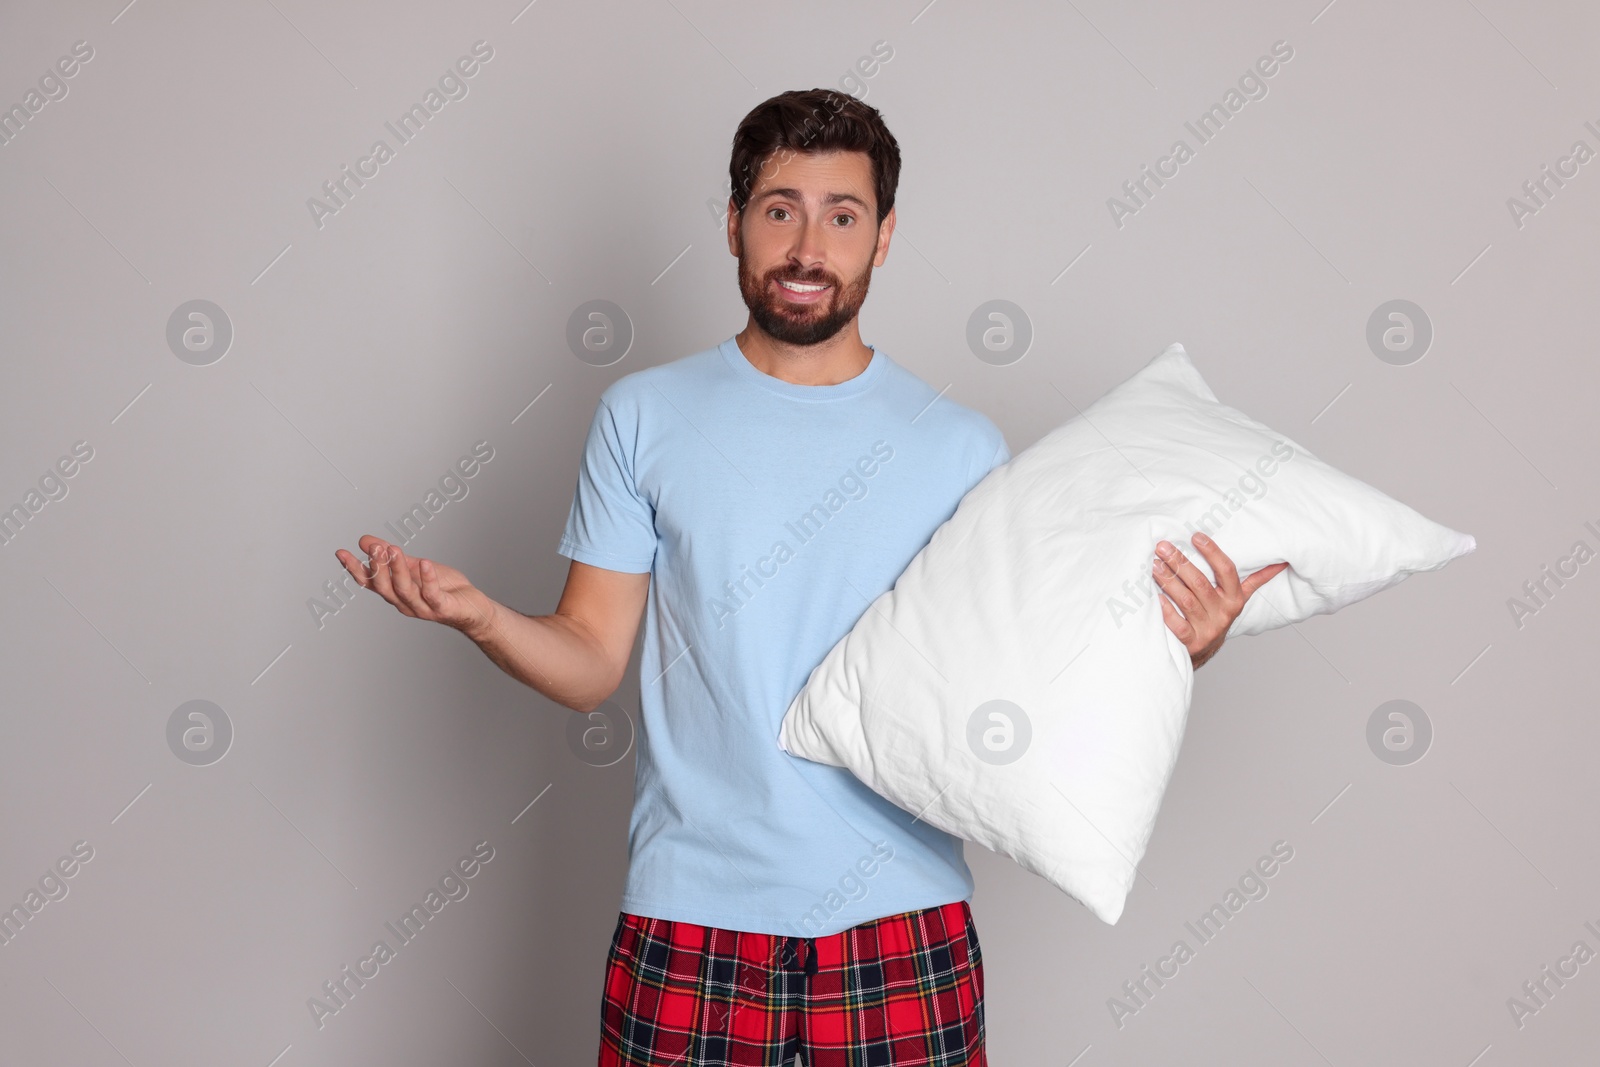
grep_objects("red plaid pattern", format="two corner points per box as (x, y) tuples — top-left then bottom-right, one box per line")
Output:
(597, 899), (986, 1066)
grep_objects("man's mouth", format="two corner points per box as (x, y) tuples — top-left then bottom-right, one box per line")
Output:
(774, 278), (831, 302)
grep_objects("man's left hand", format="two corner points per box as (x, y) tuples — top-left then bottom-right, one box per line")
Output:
(1153, 533), (1289, 670)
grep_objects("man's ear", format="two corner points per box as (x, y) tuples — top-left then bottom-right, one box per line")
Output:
(873, 206), (896, 267)
(725, 198), (742, 256)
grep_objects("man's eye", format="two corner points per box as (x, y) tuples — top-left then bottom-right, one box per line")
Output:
(769, 208), (789, 221)
(834, 215), (854, 226)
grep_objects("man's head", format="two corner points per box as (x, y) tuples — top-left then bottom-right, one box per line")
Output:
(725, 89), (902, 347)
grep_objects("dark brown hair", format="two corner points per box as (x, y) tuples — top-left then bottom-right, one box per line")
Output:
(727, 89), (902, 225)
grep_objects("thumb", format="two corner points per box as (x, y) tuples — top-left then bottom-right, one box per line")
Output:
(417, 558), (453, 612)
(1242, 561), (1289, 596)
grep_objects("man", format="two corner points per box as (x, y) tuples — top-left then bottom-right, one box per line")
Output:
(335, 88), (1285, 1066)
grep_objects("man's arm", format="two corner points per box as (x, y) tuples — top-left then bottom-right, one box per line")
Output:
(335, 537), (649, 713)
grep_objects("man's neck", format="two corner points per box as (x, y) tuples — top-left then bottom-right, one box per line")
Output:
(733, 325), (873, 387)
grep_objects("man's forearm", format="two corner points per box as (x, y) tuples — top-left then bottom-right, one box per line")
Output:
(462, 595), (620, 714)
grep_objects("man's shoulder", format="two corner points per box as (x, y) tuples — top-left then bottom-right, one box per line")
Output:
(877, 354), (1006, 454)
(592, 341), (725, 412)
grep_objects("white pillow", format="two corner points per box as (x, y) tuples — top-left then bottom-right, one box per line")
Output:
(777, 342), (1475, 925)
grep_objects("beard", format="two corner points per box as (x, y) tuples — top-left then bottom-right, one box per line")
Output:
(737, 236), (875, 347)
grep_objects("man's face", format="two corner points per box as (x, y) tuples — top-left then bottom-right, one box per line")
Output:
(730, 149), (894, 347)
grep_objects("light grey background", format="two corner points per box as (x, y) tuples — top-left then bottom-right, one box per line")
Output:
(2, 1), (1595, 1064)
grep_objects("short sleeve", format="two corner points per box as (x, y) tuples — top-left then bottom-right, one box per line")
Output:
(558, 397), (657, 573)
(959, 420), (1010, 496)
(953, 422), (1004, 502)
(988, 434), (1011, 470)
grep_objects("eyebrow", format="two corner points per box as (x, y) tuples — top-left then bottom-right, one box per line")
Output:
(751, 187), (872, 212)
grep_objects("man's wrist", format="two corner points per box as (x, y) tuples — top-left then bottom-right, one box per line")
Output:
(461, 590), (503, 645)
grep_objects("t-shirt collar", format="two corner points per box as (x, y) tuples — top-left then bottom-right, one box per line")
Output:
(719, 336), (887, 401)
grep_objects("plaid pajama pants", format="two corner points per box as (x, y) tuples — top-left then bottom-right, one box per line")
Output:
(597, 899), (986, 1066)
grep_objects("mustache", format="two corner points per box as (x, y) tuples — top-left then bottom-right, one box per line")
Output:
(770, 269), (835, 287)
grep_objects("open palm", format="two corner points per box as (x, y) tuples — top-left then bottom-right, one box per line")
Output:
(334, 536), (488, 633)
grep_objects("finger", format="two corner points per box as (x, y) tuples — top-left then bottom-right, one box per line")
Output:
(1153, 553), (1202, 617)
(365, 541), (402, 607)
(1156, 540), (1219, 607)
(1157, 588), (1195, 645)
(416, 557), (444, 611)
(418, 557), (460, 623)
(356, 534), (390, 578)
(1190, 532), (1241, 597)
(1241, 561), (1290, 597)
(385, 543), (425, 616)
(335, 547), (374, 591)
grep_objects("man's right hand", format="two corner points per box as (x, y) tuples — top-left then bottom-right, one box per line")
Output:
(335, 536), (497, 641)
(332, 538), (648, 713)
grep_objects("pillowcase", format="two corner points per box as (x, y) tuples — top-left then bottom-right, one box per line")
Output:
(776, 342), (1475, 925)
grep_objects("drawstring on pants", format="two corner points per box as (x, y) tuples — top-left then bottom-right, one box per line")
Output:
(784, 934), (818, 976)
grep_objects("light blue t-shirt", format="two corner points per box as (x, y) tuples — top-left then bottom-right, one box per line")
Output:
(558, 334), (1009, 936)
